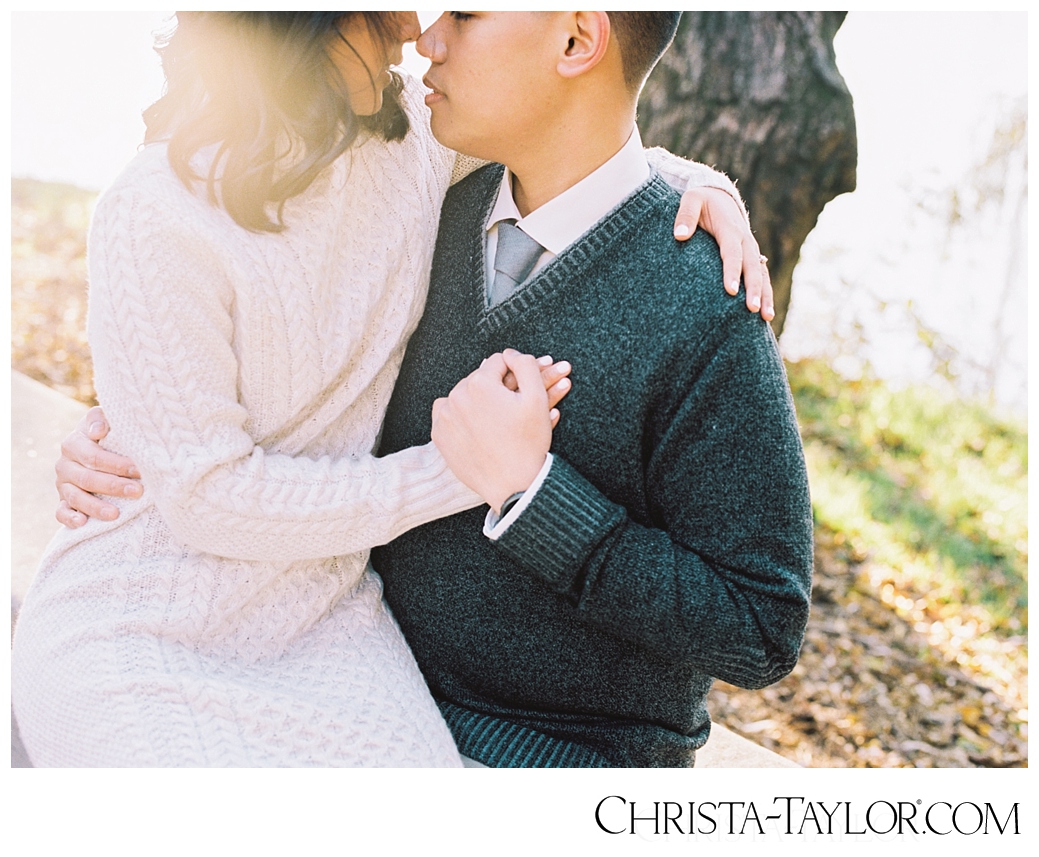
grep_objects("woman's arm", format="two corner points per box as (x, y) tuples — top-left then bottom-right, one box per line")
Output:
(80, 179), (497, 562)
(449, 152), (492, 186)
(55, 366), (571, 529)
(647, 146), (748, 220)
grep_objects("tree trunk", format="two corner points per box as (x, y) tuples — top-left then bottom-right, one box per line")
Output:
(639, 11), (858, 337)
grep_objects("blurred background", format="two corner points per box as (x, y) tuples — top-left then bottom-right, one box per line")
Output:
(10, 11), (1028, 767)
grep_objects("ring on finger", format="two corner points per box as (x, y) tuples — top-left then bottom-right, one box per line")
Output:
(759, 254), (768, 264)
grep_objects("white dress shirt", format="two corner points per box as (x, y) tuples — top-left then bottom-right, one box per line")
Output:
(484, 125), (651, 288)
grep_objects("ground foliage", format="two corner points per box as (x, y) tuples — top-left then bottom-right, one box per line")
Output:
(10, 178), (1028, 767)
(12, 179), (97, 404)
(713, 362), (1027, 767)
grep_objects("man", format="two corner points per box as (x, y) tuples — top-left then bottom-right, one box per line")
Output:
(372, 11), (813, 768)
(52, 12), (808, 768)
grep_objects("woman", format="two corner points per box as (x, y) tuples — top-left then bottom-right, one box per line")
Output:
(14, 12), (767, 766)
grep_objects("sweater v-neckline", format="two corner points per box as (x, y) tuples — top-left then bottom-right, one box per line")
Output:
(466, 165), (675, 338)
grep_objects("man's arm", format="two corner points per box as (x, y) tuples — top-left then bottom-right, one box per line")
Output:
(433, 308), (813, 690)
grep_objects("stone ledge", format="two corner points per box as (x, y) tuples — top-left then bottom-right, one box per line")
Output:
(9, 370), (798, 769)
(11, 371), (87, 615)
(11, 371), (86, 768)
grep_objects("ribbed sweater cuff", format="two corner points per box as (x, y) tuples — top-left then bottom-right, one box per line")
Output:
(494, 456), (621, 592)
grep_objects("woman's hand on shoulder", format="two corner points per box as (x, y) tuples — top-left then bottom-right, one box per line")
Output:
(673, 186), (775, 322)
(55, 406), (144, 528)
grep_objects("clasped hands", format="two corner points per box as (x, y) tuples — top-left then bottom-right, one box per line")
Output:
(432, 350), (571, 515)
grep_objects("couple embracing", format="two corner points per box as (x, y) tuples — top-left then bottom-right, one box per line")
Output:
(12, 11), (812, 768)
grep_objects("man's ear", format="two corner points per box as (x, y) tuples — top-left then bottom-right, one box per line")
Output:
(556, 11), (611, 79)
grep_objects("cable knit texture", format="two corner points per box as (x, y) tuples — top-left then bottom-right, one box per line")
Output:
(11, 78), (482, 767)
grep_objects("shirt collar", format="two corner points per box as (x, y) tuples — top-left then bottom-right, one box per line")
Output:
(485, 126), (650, 256)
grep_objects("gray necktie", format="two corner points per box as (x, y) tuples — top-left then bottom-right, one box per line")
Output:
(489, 220), (545, 307)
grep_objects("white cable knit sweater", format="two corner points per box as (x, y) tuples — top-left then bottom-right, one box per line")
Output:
(12, 80), (484, 767)
(12, 76), (744, 767)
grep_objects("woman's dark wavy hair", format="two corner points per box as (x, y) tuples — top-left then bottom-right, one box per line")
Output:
(143, 11), (409, 232)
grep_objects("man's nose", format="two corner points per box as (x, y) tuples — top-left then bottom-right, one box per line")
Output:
(416, 16), (446, 62)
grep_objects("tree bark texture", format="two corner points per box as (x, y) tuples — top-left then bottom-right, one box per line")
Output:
(639, 11), (858, 337)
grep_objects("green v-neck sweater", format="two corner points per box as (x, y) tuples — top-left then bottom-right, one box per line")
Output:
(373, 164), (813, 767)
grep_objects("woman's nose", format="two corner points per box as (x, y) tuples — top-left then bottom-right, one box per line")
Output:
(398, 11), (421, 44)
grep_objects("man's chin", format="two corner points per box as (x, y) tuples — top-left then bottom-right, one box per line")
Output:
(429, 118), (494, 163)
(428, 115), (461, 153)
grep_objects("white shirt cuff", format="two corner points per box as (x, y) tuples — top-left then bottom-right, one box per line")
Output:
(483, 453), (554, 540)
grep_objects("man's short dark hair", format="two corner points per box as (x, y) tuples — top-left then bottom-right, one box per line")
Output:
(608, 12), (681, 93)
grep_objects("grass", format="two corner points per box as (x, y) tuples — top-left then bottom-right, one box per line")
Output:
(789, 357), (1027, 668)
